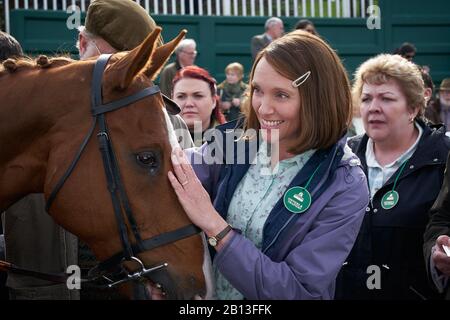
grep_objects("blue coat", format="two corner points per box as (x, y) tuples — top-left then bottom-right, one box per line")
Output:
(188, 122), (369, 299)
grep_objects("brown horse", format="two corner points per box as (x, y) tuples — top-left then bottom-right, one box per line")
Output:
(0, 28), (209, 299)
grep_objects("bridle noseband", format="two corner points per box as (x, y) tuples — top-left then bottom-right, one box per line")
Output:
(43, 54), (200, 288)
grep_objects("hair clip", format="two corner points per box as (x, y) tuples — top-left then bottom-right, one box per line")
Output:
(292, 71), (311, 87)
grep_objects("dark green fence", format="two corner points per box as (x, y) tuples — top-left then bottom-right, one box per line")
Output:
(8, 0), (450, 84)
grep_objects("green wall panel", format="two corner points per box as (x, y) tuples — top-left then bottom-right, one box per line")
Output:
(9, 0), (450, 85)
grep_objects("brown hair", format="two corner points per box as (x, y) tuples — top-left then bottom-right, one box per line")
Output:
(352, 54), (425, 117)
(244, 30), (352, 154)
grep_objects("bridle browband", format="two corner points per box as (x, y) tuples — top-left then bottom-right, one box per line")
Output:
(34, 54), (200, 288)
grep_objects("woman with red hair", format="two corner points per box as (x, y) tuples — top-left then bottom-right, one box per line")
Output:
(172, 66), (226, 146)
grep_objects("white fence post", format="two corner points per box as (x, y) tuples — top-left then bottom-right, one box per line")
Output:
(5, 0), (10, 33)
(4, 0), (372, 19)
(310, 0), (315, 17)
(223, 0), (231, 15)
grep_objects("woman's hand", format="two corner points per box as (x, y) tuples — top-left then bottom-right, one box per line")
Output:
(168, 148), (228, 238)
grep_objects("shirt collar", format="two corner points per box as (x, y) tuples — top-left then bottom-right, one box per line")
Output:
(256, 142), (315, 170)
(366, 121), (423, 169)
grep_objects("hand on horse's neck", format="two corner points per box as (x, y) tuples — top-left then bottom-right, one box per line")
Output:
(373, 124), (419, 167)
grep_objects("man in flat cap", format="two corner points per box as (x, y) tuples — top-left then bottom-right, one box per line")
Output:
(3, 0), (193, 300)
(77, 0), (192, 148)
(426, 78), (450, 130)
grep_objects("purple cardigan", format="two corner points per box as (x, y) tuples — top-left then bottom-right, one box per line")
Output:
(187, 138), (368, 300)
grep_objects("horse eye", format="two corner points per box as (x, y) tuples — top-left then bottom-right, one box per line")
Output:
(136, 152), (158, 167)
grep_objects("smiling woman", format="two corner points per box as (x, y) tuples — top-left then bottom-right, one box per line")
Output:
(158, 30), (371, 300)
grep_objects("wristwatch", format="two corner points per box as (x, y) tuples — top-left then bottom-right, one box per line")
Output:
(208, 225), (233, 247)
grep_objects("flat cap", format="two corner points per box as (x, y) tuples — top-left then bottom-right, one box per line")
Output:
(85, 0), (161, 51)
(439, 78), (450, 91)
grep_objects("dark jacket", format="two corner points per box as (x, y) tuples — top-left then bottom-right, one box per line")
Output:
(251, 33), (271, 60)
(423, 151), (450, 299)
(335, 120), (450, 300)
(158, 60), (181, 96)
(425, 99), (444, 126)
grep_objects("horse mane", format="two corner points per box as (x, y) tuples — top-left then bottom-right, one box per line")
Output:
(0, 55), (75, 75)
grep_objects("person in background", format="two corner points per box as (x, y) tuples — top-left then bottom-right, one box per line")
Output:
(0, 30), (24, 300)
(159, 38), (197, 96)
(217, 62), (248, 122)
(426, 78), (450, 130)
(250, 17), (284, 60)
(0, 31), (23, 61)
(423, 152), (450, 300)
(421, 68), (441, 125)
(347, 102), (365, 138)
(172, 66), (226, 147)
(336, 54), (450, 300)
(294, 19), (318, 36)
(394, 42), (417, 61)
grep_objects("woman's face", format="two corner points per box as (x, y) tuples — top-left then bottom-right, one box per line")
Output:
(360, 79), (417, 143)
(172, 78), (215, 132)
(251, 57), (301, 152)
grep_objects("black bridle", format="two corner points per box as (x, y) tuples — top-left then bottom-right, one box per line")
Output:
(42, 54), (201, 288)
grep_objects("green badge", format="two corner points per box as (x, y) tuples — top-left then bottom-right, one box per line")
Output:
(381, 190), (399, 210)
(284, 186), (311, 214)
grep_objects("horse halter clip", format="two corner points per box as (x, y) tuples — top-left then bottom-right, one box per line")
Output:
(44, 54), (201, 288)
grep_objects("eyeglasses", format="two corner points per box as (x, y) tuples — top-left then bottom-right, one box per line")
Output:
(181, 50), (198, 56)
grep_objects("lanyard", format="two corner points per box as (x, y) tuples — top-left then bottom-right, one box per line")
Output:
(380, 159), (409, 210)
(283, 162), (323, 214)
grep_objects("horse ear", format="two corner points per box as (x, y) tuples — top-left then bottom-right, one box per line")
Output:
(108, 27), (162, 90)
(144, 29), (187, 80)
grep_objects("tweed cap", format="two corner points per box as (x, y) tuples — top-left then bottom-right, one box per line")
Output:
(439, 78), (450, 91)
(85, 0), (179, 114)
(85, 0), (161, 51)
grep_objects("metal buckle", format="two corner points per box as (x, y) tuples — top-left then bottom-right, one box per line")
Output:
(97, 131), (109, 140)
(102, 256), (168, 288)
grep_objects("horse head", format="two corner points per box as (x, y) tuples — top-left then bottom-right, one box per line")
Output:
(0, 28), (210, 300)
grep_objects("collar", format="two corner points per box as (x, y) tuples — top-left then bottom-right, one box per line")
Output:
(349, 119), (449, 172)
(365, 122), (423, 169)
(255, 142), (316, 174)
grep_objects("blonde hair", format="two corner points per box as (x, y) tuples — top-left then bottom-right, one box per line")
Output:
(244, 30), (352, 154)
(225, 62), (244, 79)
(352, 54), (425, 117)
